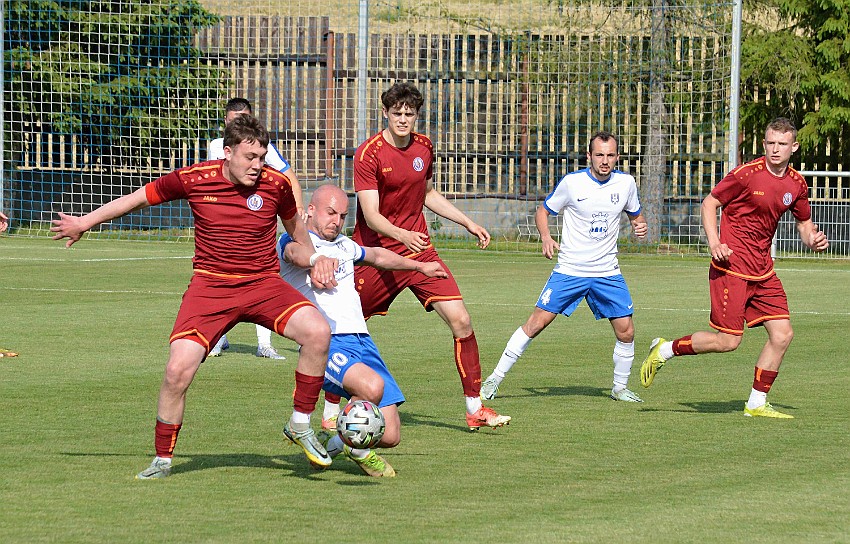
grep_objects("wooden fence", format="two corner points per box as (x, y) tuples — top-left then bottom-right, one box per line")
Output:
(18, 15), (848, 202)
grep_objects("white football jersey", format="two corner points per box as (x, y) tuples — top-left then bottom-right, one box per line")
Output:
(543, 168), (641, 277)
(278, 231), (368, 334)
(208, 138), (290, 173)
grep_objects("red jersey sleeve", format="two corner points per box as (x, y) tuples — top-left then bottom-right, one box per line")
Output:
(788, 169), (812, 222)
(710, 168), (745, 205)
(145, 170), (188, 205)
(260, 166), (297, 222)
(353, 134), (384, 192)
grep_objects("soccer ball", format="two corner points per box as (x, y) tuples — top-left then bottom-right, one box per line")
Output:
(336, 399), (385, 449)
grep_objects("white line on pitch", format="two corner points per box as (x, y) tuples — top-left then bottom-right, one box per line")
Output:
(1, 286), (181, 295)
(3, 256), (192, 262)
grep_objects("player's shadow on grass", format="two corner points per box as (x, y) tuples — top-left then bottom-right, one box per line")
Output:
(400, 411), (470, 433)
(206, 343), (299, 359)
(641, 399), (797, 414)
(514, 385), (609, 399)
(62, 451), (375, 482)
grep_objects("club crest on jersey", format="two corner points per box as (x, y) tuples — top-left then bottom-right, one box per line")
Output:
(247, 194), (263, 211)
(412, 157), (425, 172)
(611, 193), (619, 204)
(589, 212), (609, 240)
(783, 192), (793, 206)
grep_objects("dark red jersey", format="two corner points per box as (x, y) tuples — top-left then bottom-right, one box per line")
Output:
(352, 131), (434, 256)
(145, 160), (297, 276)
(711, 157), (811, 279)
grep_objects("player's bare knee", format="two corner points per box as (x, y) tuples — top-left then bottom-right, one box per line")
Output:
(771, 327), (794, 349)
(378, 428), (400, 448)
(358, 377), (384, 404)
(717, 335), (742, 352)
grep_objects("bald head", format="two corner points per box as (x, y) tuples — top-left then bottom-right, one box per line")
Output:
(308, 184), (349, 241)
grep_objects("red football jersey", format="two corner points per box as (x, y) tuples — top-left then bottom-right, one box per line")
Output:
(352, 131), (434, 256)
(711, 157), (811, 278)
(145, 160), (297, 276)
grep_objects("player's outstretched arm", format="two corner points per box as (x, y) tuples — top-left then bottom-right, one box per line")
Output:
(281, 213), (338, 288)
(701, 194), (732, 261)
(50, 186), (151, 248)
(534, 205), (559, 259)
(796, 219), (829, 252)
(361, 246), (448, 278)
(357, 189), (429, 253)
(423, 184), (490, 249)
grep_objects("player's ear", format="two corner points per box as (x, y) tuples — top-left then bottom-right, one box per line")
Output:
(791, 141), (800, 153)
(223, 146), (233, 160)
(382, 107), (389, 119)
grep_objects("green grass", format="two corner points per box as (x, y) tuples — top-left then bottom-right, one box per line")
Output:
(2, 237), (849, 543)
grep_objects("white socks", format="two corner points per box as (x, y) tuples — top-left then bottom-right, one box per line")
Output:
(492, 327), (533, 381)
(466, 396), (482, 415)
(746, 388), (767, 409)
(257, 325), (273, 347)
(323, 400), (340, 420)
(659, 341), (674, 361)
(612, 340), (635, 392)
(289, 411), (310, 426)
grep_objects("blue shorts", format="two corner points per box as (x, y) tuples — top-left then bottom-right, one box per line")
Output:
(536, 272), (634, 320)
(323, 333), (405, 408)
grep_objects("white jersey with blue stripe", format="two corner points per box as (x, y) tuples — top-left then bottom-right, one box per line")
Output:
(278, 231), (368, 334)
(543, 168), (641, 277)
(208, 137), (290, 173)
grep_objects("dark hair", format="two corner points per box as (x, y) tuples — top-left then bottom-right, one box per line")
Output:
(223, 114), (269, 149)
(766, 117), (797, 139)
(588, 131), (619, 154)
(381, 82), (424, 112)
(225, 97), (252, 115)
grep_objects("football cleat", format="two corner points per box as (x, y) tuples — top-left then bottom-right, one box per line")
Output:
(317, 430), (344, 459)
(321, 415), (338, 431)
(0, 348), (19, 358)
(610, 388), (644, 402)
(466, 406), (511, 432)
(209, 336), (229, 357)
(135, 457), (172, 480)
(256, 344), (286, 360)
(480, 374), (501, 400)
(640, 337), (668, 388)
(344, 446), (396, 478)
(743, 402), (794, 419)
(283, 421), (332, 469)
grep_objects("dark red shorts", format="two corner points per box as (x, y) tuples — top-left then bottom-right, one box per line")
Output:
(170, 272), (314, 352)
(354, 248), (462, 318)
(708, 266), (790, 335)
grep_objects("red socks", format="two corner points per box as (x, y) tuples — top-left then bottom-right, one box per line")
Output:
(454, 333), (482, 397)
(293, 371), (324, 414)
(154, 418), (182, 458)
(673, 335), (697, 356)
(753, 367), (779, 393)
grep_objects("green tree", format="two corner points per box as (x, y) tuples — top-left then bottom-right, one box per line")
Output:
(741, 0), (850, 156)
(4, 0), (227, 167)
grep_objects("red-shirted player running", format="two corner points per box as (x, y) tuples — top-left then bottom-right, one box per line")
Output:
(52, 115), (339, 477)
(352, 82), (510, 431)
(639, 117), (829, 418)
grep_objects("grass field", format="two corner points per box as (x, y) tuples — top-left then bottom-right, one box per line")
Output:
(2, 237), (849, 543)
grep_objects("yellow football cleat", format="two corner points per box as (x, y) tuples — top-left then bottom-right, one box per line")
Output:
(743, 402), (794, 419)
(640, 337), (668, 388)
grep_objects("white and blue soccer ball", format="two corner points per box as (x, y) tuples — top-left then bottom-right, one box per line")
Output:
(336, 399), (385, 449)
